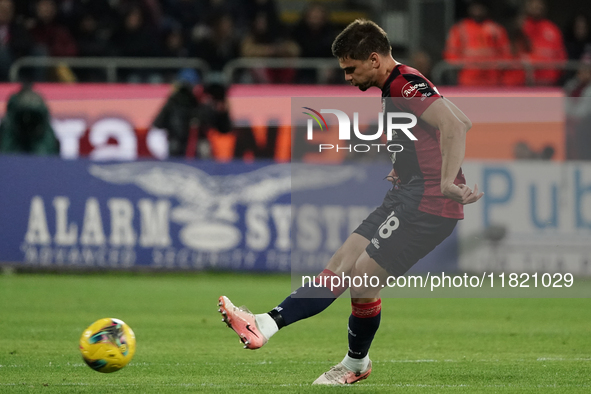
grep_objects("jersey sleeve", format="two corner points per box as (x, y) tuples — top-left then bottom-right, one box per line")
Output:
(389, 73), (441, 118)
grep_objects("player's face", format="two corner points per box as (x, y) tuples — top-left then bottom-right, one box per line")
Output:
(339, 57), (376, 91)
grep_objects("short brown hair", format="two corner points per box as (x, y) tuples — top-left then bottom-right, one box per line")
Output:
(331, 19), (391, 60)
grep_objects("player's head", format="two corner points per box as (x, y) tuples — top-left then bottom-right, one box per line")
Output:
(331, 19), (392, 91)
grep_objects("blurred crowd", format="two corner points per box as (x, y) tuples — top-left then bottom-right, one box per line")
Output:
(0, 0), (589, 86)
(0, 0), (339, 83)
(443, 0), (590, 86)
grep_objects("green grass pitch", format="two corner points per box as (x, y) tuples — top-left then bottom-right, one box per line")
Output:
(0, 272), (590, 393)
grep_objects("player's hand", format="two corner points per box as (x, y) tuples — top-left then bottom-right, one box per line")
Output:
(441, 183), (484, 205)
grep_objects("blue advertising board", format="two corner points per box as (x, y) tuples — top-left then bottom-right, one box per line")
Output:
(0, 156), (458, 272)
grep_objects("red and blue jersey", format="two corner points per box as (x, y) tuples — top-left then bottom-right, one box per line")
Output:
(382, 64), (465, 219)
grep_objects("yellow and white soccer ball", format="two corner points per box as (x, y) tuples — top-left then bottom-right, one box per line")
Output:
(79, 318), (136, 373)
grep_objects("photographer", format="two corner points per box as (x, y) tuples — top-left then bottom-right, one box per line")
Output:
(153, 74), (231, 158)
(0, 83), (59, 155)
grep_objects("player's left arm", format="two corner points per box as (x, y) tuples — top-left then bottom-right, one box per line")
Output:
(420, 98), (484, 205)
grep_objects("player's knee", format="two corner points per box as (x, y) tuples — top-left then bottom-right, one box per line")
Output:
(349, 253), (386, 299)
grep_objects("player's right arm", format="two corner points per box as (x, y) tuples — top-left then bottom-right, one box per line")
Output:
(420, 98), (483, 205)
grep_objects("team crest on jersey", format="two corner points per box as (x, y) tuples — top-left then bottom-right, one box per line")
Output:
(401, 81), (429, 100)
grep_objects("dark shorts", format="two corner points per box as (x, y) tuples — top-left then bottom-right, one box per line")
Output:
(353, 191), (458, 276)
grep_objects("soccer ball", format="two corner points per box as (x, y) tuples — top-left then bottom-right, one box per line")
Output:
(79, 318), (136, 373)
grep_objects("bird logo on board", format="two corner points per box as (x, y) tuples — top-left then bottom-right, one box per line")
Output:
(89, 162), (365, 252)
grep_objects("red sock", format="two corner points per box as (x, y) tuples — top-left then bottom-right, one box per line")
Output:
(351, 299), (382, 318)
(348, 299), (382, 359)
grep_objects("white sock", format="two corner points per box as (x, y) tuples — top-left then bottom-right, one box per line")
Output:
(255, 313), (278, 340)
(341, 354), (370, 373)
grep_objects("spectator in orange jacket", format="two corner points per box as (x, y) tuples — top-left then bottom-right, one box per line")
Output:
(521, 0), (566, 85)
(444, 0), (511, 86)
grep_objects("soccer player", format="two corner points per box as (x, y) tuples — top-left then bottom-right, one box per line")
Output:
(218, 19), (483, 385)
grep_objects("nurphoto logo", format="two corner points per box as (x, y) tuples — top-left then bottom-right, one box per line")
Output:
(302, 107), (417, 153)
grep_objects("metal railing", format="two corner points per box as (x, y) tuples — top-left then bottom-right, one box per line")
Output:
(8, 56), (342, 84)
(9, 57), (211, 83)
(8, 56), (588, 86)
(222, 57), (339, 84)
(432, 60), (584, 86)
